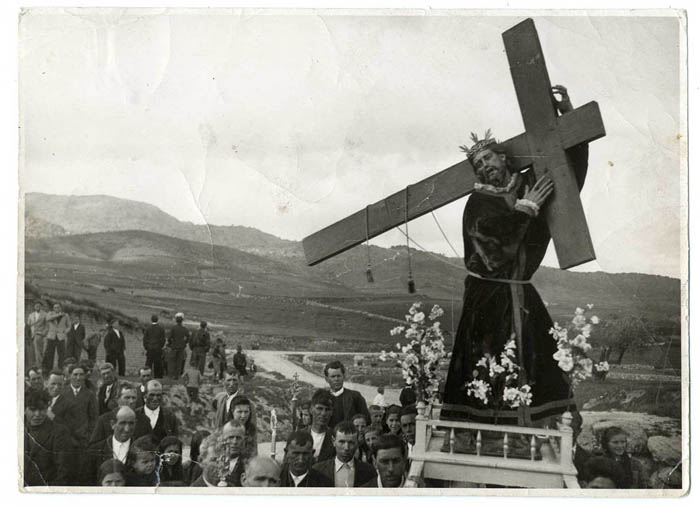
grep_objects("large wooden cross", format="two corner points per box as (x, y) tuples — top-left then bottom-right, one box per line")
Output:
(302, 18), (605, 270)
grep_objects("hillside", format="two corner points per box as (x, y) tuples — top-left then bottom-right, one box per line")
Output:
(24, 192), (681, 339)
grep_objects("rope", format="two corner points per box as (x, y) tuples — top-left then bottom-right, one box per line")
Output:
(365, 206), (374, 283)
(404, 187), (415, 293)
(430, 210), (461, 258)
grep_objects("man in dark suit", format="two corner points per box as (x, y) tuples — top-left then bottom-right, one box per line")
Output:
(167, 313), (190, 379)
(65, 314), (86, 361)
(104, 319), (126, 376)
(90, 383), (138, 444)
(308, 389), (335, 463)
(24, 389), (72, 486)
(362, 434), (410, 488)
(89, 406), (137, 471)
(52, 363), (99, 485)
(132, 380), (179, 444)
(143, 315), (166, 378)
(312, 421), (376, 488)
(97, 362), (120, 415)
(134, 367), (152, 409)
(280, 431), (332, 487)
(324, 361), (370, 429)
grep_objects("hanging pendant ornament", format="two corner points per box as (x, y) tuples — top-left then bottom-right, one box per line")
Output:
(404, 186), (416, 294)
(365, 206), (374, 283)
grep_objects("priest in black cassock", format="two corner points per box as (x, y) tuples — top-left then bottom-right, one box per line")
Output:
(441, 85), (588, 427)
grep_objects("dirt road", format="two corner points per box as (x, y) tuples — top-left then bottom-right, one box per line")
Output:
(249, 350), (401, 405)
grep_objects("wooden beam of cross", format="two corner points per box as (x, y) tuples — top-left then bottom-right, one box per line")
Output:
(303, 18), (605, 270)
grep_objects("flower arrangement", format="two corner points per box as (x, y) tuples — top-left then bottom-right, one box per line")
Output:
(380, 302), (448, 404)
(550, 305), (606, 391)
(464, 335), (533, 409)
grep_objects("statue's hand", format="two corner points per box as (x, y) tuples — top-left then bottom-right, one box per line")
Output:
(522, 176), (554, 208)
(552, 84), (573, 114)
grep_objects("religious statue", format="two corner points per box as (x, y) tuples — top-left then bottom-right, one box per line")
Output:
(440, 86), (589, 427)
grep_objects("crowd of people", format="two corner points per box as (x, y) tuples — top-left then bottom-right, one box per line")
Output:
(24, 308), (645, 490)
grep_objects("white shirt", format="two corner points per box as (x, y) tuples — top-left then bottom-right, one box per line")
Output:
(105, 383), (114, 402)
(228, 457), (239, 472)
(70, 385), (81, 397)
(290, 471), (308, 487)
(334, 457), (355, 487)
(331, 388), (345, 398)
(112, 437), (130, 463)
(311, 429), (326, 457)
(144, 405), (160, 429)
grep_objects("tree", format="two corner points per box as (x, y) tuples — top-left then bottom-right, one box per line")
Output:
(598, 316), (657, 365)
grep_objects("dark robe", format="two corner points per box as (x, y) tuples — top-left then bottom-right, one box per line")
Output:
(441, 144), (588, 426)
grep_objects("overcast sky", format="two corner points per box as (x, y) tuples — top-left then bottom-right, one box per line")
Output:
(19, 10), (684, 278)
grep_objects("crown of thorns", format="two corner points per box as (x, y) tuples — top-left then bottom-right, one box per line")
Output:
(459, 129), (498, 161)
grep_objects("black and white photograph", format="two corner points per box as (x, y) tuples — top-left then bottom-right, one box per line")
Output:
(15, 7), (688, 496)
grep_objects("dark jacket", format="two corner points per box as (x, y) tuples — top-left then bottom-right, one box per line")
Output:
(311, 429), (336, 463)
(90, 408), (118, 445)
(573, 444), (592, 482)
(104, 328), (126, 355)
(66, 323), (86, 350)
(279, 464), (333, 487)
(97, 380), (120, 415)
(143, 323), (166, 351)
(133, 406), (179, 444)
(24, 418), (72, 486)
(329, 388), (370, 429)
(168, 325), (190, 350)
(52, 386), (99, 449)
(190, 328), (210, 352)
(189, 459), (243, 487)
(312, 457), (376, 487)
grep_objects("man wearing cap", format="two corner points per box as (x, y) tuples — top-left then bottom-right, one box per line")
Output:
(167, 313), (190, 379)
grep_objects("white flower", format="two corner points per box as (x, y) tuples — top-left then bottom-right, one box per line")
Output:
(558, 356), (574, 372)
(580, 358), (593, 375)
(575, 307), (585, 316)
(390, 326), (405, 336)
(466, 379), (491, 405)
(595, 361), (610, 372)
(572, 334), (588, 349)
(412, 312), (425, 323)
(379, 351), (388, 362)
(553, 348), (571, 362)
(591, 315), (600, 325)
(581, 324), (592, 338)
(587, 304), (594, 310)
(429, 305), (444, 320)
(572, 314), (586, 329)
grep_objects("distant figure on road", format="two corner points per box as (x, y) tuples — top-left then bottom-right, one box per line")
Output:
(373, 386), (388, 408)
(143, 315), (166, 378)
(233, 345), (247, 379)
(167, 313), (190, 379)
(324, 360), (370, 429)
(189, 321), (211, 374)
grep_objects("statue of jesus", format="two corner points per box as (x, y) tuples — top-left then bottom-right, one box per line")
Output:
(440, 85), (588, 427)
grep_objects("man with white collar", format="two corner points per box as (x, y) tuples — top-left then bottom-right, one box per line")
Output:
(362, 434), (414, 488)
(104, 319), (126, 376)
(324, 360), (370, 429)
(133, 380), (179, 444)
(308, 389), (335, 463)
(312, 421), (376, 488)
(90, 405), (136, 471)
(213, 370), (240, 427)
(66, 313), (86, 361)
(399, 404), (417, 459)
(45, 370), (64, 420)
(279, 431), (332, 487)
(190, 433), (224, 487)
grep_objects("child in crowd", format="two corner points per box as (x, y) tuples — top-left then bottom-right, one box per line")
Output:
(600, 427), (648, 488)
(364, 423), (383, 456)
(98, 459), (126, 487)
(373, 386), (387, 408)
(385, 404), (402, 436)
(158, 436), (186, 486)
(352, 413), (370, 462)
(297, 401), (312, 431)
(369, 404), (388, 433)
(230, 395), (258, 457)
(125, 436), (160, 487)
